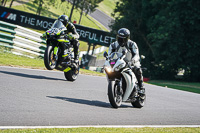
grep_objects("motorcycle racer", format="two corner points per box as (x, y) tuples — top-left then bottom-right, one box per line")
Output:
(42, 15), (80, 64)
(107, 28), (145, 94)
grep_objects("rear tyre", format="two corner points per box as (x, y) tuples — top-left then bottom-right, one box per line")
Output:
(44, 46), (56, 70)
(108, 81), (122, 108)
(64, 65), (79, 81)
(131, 89), (146, 108)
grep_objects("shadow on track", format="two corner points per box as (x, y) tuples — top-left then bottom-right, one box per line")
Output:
(47, 96), (132, 108)
(0, 70), (65, 81)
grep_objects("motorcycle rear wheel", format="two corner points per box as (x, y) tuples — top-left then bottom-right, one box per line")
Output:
(108, 81), (122, 108)
(131, 92), (146, 108)
(44, 45), (57, 70)
(64, 67), (79, 81)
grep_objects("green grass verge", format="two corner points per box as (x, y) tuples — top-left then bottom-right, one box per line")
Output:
(148, 80), (200, 94)
(1, 127), (200, 133)
(79, 68), (105, 77)
(0, 48), (45, 69)
(79, 41), (88, 51)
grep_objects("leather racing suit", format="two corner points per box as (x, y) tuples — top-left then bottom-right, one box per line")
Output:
(108, 39), (144, 91)
(63, 22), (80, 62)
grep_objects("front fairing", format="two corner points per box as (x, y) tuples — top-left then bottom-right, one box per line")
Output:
(104, 52), (126, 72)
(104, 52), (137, 102)
(104, 52), (126, 80)
(46, 20), (67, 40)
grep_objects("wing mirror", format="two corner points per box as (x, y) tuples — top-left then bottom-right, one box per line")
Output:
(103, 51), (108, 57)
(141, 55), (145, 59)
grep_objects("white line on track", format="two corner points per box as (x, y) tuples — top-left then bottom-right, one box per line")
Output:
(1, 125), (200, 129)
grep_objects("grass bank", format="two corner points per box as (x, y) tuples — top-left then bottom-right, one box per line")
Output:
(148, 80), (200, 94)
(1, 127), (200, 133)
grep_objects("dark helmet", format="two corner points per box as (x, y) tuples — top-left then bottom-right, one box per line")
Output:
(116, 28), (130, 47)
(58, 15), (69, 26)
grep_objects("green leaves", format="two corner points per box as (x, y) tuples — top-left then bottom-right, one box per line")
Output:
(33, 0), (56, 15)
(111, 0), (200, 81)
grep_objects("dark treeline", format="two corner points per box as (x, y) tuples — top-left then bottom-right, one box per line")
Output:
(110, 0), (200, 82)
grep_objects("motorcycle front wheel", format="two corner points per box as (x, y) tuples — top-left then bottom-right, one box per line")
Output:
(108, 81), (122, 108)
(44, 45), (57, 70)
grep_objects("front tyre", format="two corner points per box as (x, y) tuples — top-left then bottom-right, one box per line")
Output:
(44, 45), (56, 70)
(108, 81), (122, 108)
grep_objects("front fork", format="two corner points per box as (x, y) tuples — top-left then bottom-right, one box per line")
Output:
(115, 79), (123, 96)
(53, 46), (59, 61)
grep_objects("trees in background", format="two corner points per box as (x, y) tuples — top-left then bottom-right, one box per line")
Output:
(111, 0), (200, 81)
(9, 0), (15, 8)
(77, 0), (102, 24)
(1, 0), (7, 6)
(69, 0), (78, 21)
(33, 0), (55, 15)
(68, 0), (102, 24)
(1, 0), (21, 8)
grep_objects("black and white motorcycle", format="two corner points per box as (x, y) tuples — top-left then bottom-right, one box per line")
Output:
(103, 50), (146, 108)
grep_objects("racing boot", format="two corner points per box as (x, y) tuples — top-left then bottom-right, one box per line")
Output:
(134, 67), (145, 95)
(72, 49), (79, 68)
(74, 58), (79, 64)
(73, 48), (79, 65)
(138, 79), (145, 95)
(73, 57), (79, 68)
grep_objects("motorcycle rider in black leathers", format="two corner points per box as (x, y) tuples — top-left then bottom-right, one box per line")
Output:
(108, 28), (145, 94)
(42, 15), (80, 64)
(58, 15), (80, 64)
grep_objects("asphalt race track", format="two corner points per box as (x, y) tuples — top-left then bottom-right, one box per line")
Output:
(0, 66), (200, 126)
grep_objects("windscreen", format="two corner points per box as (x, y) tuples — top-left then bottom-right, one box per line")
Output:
(51, 20), (65, 28)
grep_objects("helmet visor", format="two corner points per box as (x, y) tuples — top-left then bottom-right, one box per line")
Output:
(117, 35), (128, 46)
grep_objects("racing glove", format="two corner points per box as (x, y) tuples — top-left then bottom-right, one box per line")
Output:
(67, 33), (75, 40)
(40, 33), (46, 39)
